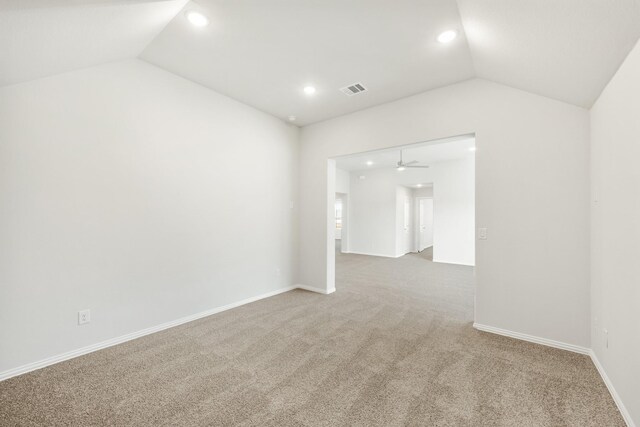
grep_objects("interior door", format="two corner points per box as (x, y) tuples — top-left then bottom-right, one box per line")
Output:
(418, 198), (433, 251)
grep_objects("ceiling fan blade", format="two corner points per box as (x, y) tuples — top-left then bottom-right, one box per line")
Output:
(404, 160), (418, 166)
(405, 165), (430, 168)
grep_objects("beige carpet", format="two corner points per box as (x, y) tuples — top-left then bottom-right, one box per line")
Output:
(0, 249), (624, 426)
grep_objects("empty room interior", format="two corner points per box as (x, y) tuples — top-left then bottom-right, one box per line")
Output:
(0, 1), (639, 426)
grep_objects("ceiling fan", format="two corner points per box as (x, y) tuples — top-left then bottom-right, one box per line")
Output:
(396, 150), (429, 171)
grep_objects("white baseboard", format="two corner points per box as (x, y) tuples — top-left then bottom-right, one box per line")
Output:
(473, 323), (590, 355)
(0, 286), (297, 382)
(2, 304), (633, 427)
(474, 323), (634, 426)
(295, 284), (336, 294)
(589, 350), (636, 427)
(342, 250), (402, 258)
(433, 258), (475, 266)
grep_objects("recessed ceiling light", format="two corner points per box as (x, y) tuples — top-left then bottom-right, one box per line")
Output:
(288, 115), (296, 122)
(469, 147), (477, 152)
(416, 184), (423, 188)
(366, 161), (373, 166)
(437, 30), (457, 44)
(303, 86), (317, 95)
(397, 166), (406, 172)
(186, 10), (209, 27)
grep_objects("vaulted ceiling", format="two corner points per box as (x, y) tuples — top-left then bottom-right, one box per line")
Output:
(2, 0), (640, 125)
(0, 1), (188, 87)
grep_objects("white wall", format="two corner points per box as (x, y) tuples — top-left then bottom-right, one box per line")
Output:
(299, 78), (590, 348)
(590, 39), (640, 426)
(0, 59), (299, 374)
(347, 170), (398, 257)
(414, 187), (434, 198)
(432, 157), (475, 265)
(345, 161), (473, 262)
(335, 168), (350, 194)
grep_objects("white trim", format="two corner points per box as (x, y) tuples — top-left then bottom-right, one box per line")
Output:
(589, 350), (636, 427)
(341, 250), (403, 258)
(473, 323), (590, 355)
(0, 286), (296, 382)
(433, 258), (475, 266)
(474, 323), (634, 426)
(296, 284), (336, 294)
(3, 306), (633, 426)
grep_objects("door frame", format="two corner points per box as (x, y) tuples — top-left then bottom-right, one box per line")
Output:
(326, 132), (475, 293)
(414, 196), (434, 253)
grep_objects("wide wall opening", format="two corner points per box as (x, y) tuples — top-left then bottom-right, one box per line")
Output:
(328, 134), (476, 296)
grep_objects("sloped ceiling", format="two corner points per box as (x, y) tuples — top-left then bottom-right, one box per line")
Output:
(0, 0), (187, 86)
(140, 0), (476, 126)
(457, 0), (640, 108)
(2, 0), (640, 125)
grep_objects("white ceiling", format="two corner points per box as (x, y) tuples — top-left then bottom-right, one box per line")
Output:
(457, 0), (640, 107)
(335, 136), (475, 172)
(0, 0), (187, 86)
(2, 0), (640, 124)
(140, 0), (475, 125)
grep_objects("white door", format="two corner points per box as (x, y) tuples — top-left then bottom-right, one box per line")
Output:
(418, 198), (434, 251)
(335, 198), (343, 239)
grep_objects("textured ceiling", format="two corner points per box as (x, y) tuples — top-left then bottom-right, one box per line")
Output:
(2, 0), (640, 125)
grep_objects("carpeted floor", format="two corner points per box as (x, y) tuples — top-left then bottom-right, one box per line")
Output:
(0, 249), (624, 426)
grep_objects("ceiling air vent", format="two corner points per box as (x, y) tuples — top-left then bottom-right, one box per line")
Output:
(340, 82), (367, 96)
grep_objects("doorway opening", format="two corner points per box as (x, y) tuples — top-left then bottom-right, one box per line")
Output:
(416, 195), (434, 260)
(327, 133), (476, 292)
(335, 193), (348, 254)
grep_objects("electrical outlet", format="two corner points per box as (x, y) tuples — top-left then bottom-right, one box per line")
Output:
(275, 268), (281, 277)
(78, 309), (91, 325)
(478, 228), (488, 240)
